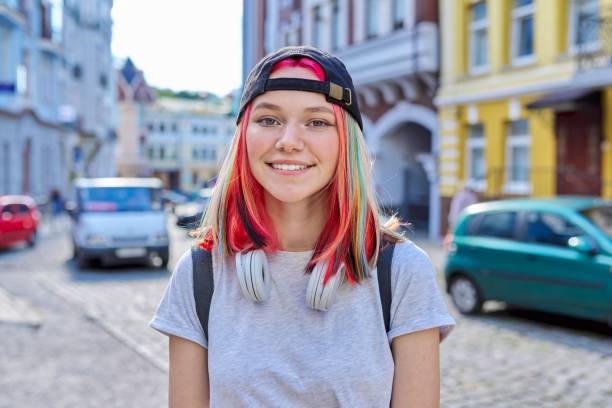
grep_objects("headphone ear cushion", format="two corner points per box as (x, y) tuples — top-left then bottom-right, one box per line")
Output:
(306, 261), (345, 311)
(235, 250), (270, 303)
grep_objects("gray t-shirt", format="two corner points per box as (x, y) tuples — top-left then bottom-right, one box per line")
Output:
(150, 240), (455, 407)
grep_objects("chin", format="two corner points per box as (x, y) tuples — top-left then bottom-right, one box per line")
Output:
(264, 187), (314, 204)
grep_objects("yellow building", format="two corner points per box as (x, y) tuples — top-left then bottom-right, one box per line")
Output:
(437, 0), (612, 231)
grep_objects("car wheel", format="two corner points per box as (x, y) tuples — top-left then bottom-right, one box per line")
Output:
(160, 256), (169, 268)
(27, 230), (37, 247)
(449, 275), (483, 315)
(76, 252), (89, 269)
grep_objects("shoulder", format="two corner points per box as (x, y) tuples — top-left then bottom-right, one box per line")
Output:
(388, 240), (437, 285)
(170, 249), (195, 285)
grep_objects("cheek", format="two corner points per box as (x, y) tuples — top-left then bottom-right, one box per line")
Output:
(245, 127), (265, 171)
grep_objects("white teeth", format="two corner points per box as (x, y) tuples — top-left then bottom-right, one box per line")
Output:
(271, 163), (309, 171)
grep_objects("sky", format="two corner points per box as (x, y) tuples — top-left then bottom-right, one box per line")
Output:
(111, 0), (243, 96)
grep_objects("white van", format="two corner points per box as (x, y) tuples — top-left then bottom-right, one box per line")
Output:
(70, 178), (169, 268)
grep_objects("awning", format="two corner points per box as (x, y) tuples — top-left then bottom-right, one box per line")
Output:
(527, 87), (600, 110)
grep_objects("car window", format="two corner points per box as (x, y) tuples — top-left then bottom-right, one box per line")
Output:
(14, 204), (30, 214)
(524, 212), (583, 248)
(472, 211), (517, 239)
(581, 206), (612, 239)
(78, 187), (162, 212)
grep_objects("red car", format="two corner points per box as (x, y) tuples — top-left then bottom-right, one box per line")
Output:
(0, 195), (41, 248)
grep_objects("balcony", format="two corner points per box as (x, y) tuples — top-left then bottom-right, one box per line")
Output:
(335, 22), (438, 106)
(0, 0), (26, 29)
(337, 23), (438, 85)
(573, 7), (612, 88)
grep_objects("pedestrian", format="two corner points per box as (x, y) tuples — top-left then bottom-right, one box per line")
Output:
(447, 181), (478, 231)
(443, 181), (478, 250)
(150, 46), (455, 407)
(49, 188), (65, 232)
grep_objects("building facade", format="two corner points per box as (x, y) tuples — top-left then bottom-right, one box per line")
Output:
(243, 0), (442, 239)
(437, 0), (612, 232)
(61, 0), (116, 179)
(0, 0), (66, 198)
(116, 58), (155, 177)
(144, 97), (235, 193)
(0, 0), (116, 199)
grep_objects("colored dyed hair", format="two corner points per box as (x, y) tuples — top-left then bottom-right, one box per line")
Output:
(196, 57), (404, 284)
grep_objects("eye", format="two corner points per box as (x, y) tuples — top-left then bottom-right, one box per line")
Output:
(257, 117), (280, 126)
(308, 119), (330, 128)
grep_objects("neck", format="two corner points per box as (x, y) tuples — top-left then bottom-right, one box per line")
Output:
(265, 193), (329, 252)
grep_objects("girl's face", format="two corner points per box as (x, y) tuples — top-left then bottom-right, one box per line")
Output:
(245, 66), (340, 206)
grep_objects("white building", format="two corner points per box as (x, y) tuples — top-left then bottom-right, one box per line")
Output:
(243, 0), (441, 239)
(0, 0), (116, 199)
(61, 0), (116, 178)
(0, 0), (66, 198)
(145, 97), (235, 192)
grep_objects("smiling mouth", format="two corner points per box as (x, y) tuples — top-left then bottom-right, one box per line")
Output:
(267, 163), (315, 171)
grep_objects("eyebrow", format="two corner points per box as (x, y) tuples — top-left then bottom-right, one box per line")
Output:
(252, 102), (334, 115)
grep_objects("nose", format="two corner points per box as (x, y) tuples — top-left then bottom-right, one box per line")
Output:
(275, 122), (304, 152)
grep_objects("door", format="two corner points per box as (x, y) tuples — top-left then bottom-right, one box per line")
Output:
(516, 211), (610, 320)
(556, 110), (602, 195)
(0, 205), (19, 245)
(459, 211), (526, 302)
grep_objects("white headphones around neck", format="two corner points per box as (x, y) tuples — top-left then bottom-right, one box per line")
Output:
(235, 249), (345, 312)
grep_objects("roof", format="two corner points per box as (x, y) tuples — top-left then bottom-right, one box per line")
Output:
(0, 195), (37, 206)
(466, 196), (612, 215)
(74, 178), (163, 189)
(120, 58), (138, 85)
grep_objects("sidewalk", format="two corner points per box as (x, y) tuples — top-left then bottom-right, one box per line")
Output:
(0, 286), (42, 327)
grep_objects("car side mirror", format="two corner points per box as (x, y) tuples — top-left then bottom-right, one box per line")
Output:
(568, 236), (597, 256)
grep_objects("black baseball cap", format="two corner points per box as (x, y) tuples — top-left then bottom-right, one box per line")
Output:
(238, 46), (363, 130)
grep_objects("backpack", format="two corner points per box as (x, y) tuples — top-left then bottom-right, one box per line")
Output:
(191, 243), (396, 340)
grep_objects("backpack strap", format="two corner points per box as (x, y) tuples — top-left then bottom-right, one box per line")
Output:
(192, 246), (214, 340)
(192, 243), (397, 338)
(377, 242), (396, 333)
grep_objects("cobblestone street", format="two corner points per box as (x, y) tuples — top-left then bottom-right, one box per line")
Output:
(1, 220), (611, 407)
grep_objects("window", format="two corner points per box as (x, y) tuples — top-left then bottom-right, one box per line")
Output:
(2, 142), (9, 194)
(570, 0), (600, 51)
(72, 63), (82, 80)
(147, 146), (154, 159)
(366, 0), (378, 39)
(99, 73), (108, 89)
(331, 0), (341, 49)
(159, 146), (165, 160)
(469, 2), (488, 73)
(524, 212), (584, 247)
(159, 123), (165, 133)
(466, 124), (486, 190)
(505, 120), (530, 193)
(511, 0), (534, 64)
(392, 0), (405, 30)
(0, 27), (9, 81)
(472, 212), (517, 239)
(17, 51), (30, 95)
(171, 123), (178, 132)
(312, 6), (323, 48)
(147, 123), (154, 132)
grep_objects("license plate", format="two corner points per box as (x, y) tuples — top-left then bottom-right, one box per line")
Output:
(115, 247), (146, 258)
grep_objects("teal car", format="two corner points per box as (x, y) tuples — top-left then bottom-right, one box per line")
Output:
(444, 197), (612, 327)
